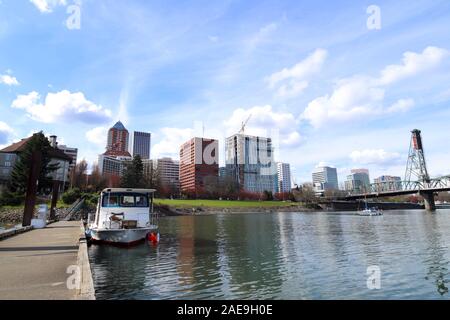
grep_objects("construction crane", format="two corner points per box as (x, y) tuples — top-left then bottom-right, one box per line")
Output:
(239, 114), (252, 134)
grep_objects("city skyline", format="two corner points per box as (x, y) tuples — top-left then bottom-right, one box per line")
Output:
(1, 1), (450, 186)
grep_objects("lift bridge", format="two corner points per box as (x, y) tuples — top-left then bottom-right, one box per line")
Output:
(343, 129), (450, 211)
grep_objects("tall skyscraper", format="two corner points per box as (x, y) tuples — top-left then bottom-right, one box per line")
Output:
(153, 157), (180, 194)
(180, 137), (219, 194)
(312, 166), (339, 192)
(225, 133), (277, 194)
(277, 162), (292, 193)
(100, 121), (132, 180)
(374, 175), (403, 191)
(133, 131), (151, 159)
(104, 121), (131, 157)
(345, 169), (370, 192)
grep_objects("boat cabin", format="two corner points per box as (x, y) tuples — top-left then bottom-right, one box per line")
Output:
(94, 188), (156, 230)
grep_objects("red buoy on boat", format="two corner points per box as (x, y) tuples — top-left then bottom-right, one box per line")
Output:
(148, 232), (159, 245)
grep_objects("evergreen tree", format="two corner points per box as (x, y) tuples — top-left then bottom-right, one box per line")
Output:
(8, 132), (60, 194)
(120, 155), (144, 188)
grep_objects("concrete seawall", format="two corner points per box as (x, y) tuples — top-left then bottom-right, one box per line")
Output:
(75, 222), (95, 300)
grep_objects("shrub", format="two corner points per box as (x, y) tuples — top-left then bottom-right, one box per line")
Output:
(0, 190), (25, 206)
(83, 193), (99, 208)
(61, 188), (81, 205)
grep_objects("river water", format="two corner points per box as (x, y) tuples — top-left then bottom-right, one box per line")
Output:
(88, 210), (450, 300)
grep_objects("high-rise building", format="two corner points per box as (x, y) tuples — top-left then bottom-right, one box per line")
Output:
(345, 168), (371, 192)
(98, 154), (129, 177)
(99, 121), (132, 178)
(312, 166), (339, 193)
(153, 157), (180, 194)
(133, 131), (151, 160)
(180, 137), (219, 194)
(56, 142), (78, 184)
(225, 133), (277, 194)
(374, 175), (403, 191)
(277, 162), (292, 193)
(104, 121), (131, 157)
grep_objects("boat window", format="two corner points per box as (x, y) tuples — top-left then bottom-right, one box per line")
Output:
(103, 195), (120, 207)
(135, 196), (148, 207)
(102, 193), (149, 208)
(121, 195), (135, 207)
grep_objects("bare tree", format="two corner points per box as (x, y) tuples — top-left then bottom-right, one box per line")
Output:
(70, 159), (88, 191)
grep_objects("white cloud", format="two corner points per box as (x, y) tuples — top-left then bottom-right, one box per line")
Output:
(0, 74), (20, 86)
(224, 105), (302, 147)
(276, 80), (309, 98)
(302, 76), (385, 127)
(281, 131), (302, 147)
(86, 126), (108, 147)
(387, 98), (415, 113)
(350, 149), (401, 165)
(315, 161), (334, 168)
(302, 47), (448, 128)
(379, 46), (449, 85)
(0, 121), (14, 145)
(152, 127), (194, 159)
(267, 48), (327, 98)
(11, 90), (112, 124)
(248, 22), (278, 50)
(30, 0), (67, 13)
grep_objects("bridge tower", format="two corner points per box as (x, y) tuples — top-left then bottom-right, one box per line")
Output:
(405, 129), (436, 211)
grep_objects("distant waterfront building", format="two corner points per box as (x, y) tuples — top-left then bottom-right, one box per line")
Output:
(98, 154), (129, 177)
(225, 133), (277, 194)
(142, 159), (153, 179)
(0, 134), (72, 192)
(133, 131), (151, 160)
(374, 175), (403, 191)
(55, 140), (78, 184)
(104, 121), (131, 157)
(180, 137), (219, 194)
(277, 162), (292, 193)
(345, 168), (371, 193)
(312, 166), (339, 193)
(153, 157), (180, 195)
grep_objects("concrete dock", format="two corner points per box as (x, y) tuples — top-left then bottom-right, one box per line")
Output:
(0, 221), (94, 300)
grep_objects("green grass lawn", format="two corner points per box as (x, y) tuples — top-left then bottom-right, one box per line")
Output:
(154, 198), (297, 208)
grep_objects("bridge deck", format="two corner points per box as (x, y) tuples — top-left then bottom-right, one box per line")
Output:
(344, 187), (450, 200)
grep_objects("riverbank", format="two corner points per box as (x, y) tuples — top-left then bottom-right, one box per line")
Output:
(154, 199), (318, 215)
(0, 206), (69, 224)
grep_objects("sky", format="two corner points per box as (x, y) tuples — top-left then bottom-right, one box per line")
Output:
(0, 0), (450, 186)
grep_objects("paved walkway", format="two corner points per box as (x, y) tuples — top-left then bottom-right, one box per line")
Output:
(0, 221), (83, 300)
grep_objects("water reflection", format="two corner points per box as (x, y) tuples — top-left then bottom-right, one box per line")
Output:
(420, 214), (449, 296)
(89, 210), (450, 300)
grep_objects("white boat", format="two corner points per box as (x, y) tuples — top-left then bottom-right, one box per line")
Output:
(358, 205), (383, 216)
(87, 188), (159, 245)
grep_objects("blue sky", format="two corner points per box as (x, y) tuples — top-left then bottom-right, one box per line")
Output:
(1, 0), (450, 185)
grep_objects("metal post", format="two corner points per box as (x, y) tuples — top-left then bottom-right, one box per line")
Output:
(49, 180), (60, 220)
(23, 151), (42, 227)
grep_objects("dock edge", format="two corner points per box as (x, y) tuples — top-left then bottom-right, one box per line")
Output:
(75, 221), (96, 300)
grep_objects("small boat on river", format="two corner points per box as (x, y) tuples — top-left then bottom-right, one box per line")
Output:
(86, 188), (159, 245)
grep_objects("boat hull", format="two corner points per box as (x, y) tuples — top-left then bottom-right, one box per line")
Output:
(90, 226), (158, 245)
